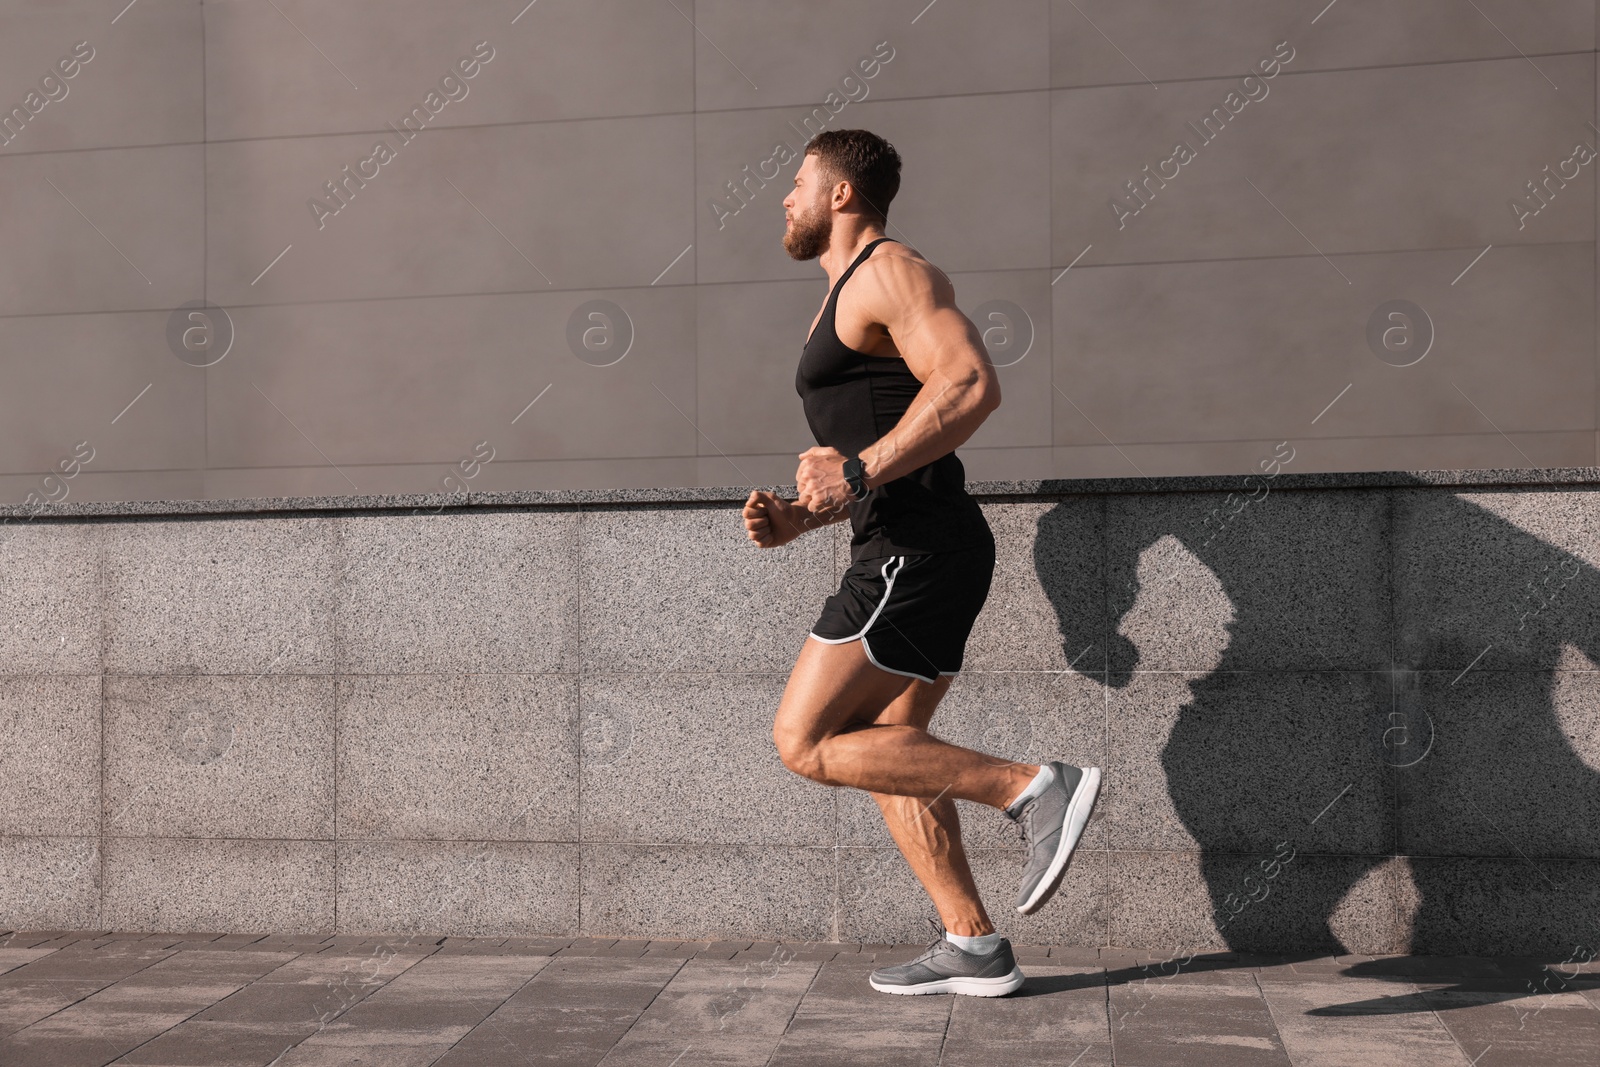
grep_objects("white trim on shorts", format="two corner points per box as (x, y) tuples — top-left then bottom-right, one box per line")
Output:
(807, 555), (906, 644)
(859, 633), (940, 683)
(806, 554), (963, 683)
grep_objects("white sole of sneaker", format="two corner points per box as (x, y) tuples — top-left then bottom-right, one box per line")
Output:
(869, 967), (1025, 997)
(1016, 764), (1102, 915)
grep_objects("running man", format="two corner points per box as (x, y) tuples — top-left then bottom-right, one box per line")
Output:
(743, 129), (1102, 997)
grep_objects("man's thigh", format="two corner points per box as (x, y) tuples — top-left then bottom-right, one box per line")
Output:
(774, 635), (953, 753)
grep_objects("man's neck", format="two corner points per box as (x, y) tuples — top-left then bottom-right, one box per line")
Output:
(821, 228), (888, 284)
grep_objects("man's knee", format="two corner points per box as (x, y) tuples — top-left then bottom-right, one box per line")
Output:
(773, 725), (824, 781)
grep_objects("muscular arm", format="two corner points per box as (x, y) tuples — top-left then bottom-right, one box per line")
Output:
(850, 254), (1002, 490)
(791, 248), (1002, 518)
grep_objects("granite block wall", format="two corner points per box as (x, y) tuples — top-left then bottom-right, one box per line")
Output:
(4, 472), (1600, 956)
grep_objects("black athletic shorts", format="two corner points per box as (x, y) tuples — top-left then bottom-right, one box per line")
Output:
(809, 543), (996, 683)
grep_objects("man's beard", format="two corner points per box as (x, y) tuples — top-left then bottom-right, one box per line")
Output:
(783, 203), (829, 261)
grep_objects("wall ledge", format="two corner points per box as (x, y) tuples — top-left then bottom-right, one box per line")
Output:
(3, 466), (1599, 521)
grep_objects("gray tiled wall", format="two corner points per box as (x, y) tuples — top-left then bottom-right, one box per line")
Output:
(0, 1), (1595, 506)
(4, 480), (1600, 956)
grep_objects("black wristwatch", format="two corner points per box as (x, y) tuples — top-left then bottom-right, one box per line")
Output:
(842, 455), (869, 500)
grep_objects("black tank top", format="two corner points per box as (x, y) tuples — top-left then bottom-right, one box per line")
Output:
(795, 236), (993, 563)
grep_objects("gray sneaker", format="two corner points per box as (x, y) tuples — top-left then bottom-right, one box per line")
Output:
(868, 921), (1025, 997)
(1006, 761), (1101, 915)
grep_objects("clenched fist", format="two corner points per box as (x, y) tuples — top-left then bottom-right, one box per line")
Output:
(744, 490), (830, 549)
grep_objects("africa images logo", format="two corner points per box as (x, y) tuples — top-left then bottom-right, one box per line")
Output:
(307, 41), (496, 229)
(0, 40), (95, 148)
(707, 40), (896, 231)
(1109, 40), (1296, 230)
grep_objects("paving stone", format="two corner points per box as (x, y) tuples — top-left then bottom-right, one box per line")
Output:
(145, 930), (224, 943)
(263, 1023), (469, 1066)
(763, 942), (850, 963)
(0, 975), (114, 1034)
(464, 937), (570, 956)
(159, 939), (244, 953)
(628, 957), (819, 1036)
(0, 971), (261, 1065)
(556, 937), (622, 956)
(790, 958), (949, 1029)
(857, 943), (900, 959)
(1257, 971), (1472, 1067)
(1344, 954), (1507, 979)
(1288, 953), (1355, 974)
(248, 935), (336, 953)
(0, 933), (71, 951)
(11, 930), (103, 943)
(1231, 953), (1295, 969)
(1410, 976), (1535, 996)
(587, 939), (653, 958)
(435, 1004), (634, 1066)
(115, 949), (296, 991)
(319, 955), (550, 1038)
(84, 942), (179, 958)
(692, 941), (752, 960)
(194, 977), (383, 1027)
(1419, 985), (1600, 1067)
(0, 1028), (157, 1067)
(1174, 954), (1253, 975)
(1492, 954), (1586, 980)
(768, 1026), (947, 1066)
(8, 929), (1600, 1065)
(318, 935), (382, 951)
(455, 940), (521, 956)
(230, 941), (330, 954)
(1108, 970), (1291, 1066)
(510, 956), (687, 1013)
(5, 948), (170, 982)
(1252, 961), (1348, 984)
(116, 1019), (322, 1065)
(432, 935), (501, 955)
(640, 940), (707, 958)
(941, 1040), (1114, 1067)
(946, 963), (1105, 1045)
(595, 1031), (783, 1065)
(0, 951), (45, 979)
(1331, 953), (1382, 969)
(193, 953), (430, 1025)
(729, 941), (784, 960)
(209, 933), (267, 945)
(317, 936), (441, 958)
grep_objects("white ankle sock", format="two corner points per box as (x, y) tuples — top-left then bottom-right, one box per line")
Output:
(1006, 764), (1055, 810)
(947, 931), (1001, 954)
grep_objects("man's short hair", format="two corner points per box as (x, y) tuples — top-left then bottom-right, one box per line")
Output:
(804, 128), (902, 223)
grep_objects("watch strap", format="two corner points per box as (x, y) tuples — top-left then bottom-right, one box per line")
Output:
(842, 455), (868, 500)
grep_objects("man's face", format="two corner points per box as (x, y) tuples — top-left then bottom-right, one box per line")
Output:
(782, 154), (831, 261)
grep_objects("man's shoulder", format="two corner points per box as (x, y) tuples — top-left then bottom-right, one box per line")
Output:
(861, 239), (934, 272)
(854, 241), (951, 302)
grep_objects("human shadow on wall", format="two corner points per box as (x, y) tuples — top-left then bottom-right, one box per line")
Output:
(1033, 472), (1600, 1007)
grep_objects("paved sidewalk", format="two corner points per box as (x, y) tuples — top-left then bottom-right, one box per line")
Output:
(2, 930), (1598, 1065)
